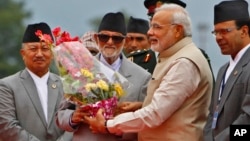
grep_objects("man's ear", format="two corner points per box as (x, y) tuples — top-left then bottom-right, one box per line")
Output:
(175, 24), (184, 38)
(240, 25), (249, 38)
(124, 36), (130, 47)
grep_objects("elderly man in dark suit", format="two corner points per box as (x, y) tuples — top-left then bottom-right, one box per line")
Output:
(204, 1), (250, 141)
(56, 12), (151, 141)
(0, 22), (72, 141)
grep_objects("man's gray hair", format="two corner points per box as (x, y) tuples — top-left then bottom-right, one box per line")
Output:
(156, 3), (192, 37)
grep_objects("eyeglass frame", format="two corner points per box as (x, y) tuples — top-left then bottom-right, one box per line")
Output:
(211, 27), (239, 36)
(96, 33), (126, 44)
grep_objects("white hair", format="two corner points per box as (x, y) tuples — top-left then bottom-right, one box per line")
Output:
(155, 3), (192, 37)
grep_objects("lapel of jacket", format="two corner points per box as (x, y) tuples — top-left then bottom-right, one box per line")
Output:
(218, 47), (250, 113)
(47, 73), (60, 126)
(118, 54), (132, 79)
(213, 64), (228, 111)
(20, 69), (47, 127)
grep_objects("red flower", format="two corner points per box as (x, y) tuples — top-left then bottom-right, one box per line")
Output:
(52, 27), (61, 38)
(35, 27), (79, 47)
(35, 30), (53, 47)
(52, 27), (79, 46)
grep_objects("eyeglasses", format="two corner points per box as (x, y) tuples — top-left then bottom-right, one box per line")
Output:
(211, 27), (238, 36)
(97, 34), (125, 44)
(129, 36), (145, 42)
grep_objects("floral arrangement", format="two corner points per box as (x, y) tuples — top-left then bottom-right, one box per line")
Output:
(35, 27), (128, 119)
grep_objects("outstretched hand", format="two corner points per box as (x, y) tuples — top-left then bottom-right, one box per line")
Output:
(84, 109), (107, 134)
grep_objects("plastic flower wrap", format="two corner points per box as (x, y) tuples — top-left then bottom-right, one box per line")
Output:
(35, 27), (129, 119)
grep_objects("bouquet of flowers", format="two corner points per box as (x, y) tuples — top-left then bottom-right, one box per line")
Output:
(35, 27), (129, 119)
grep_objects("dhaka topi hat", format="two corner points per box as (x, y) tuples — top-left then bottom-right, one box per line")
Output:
(98, 12), (126, 35)
(144, 0), (186, 16)
(127, 16), (149, 35)
(214, 0), (249, 24)
(22, 22), (53, 43)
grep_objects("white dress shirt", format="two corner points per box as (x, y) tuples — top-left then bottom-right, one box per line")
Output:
(27, 69), (49, 123)
(219, 44), (250, 100)
(100, 54), (122, 71)
(225, 44), (250, 82)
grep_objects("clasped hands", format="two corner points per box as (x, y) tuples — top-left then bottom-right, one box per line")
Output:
(72, 101), (142, 134)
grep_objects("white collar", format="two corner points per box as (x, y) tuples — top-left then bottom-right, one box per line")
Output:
(99, 54), (122, 71)
(26, 68), (49, 83)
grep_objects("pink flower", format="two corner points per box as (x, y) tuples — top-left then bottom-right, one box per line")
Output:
(35, 27), (128, 120)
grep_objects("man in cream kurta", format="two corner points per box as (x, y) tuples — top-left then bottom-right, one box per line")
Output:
(85, 4), (213, 141)
(103, 37), (213, 141)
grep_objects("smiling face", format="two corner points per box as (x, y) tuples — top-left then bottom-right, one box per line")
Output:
(94, 30), (127, 64)
(147, 10), (182, 53)
(20, 42), (53, 77)
(213, 20), (246, 59)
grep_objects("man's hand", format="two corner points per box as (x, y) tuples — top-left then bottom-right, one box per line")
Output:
(116, 101), (142, 114)
(84, 109), (108, 134)
(71, 107), (90, 124)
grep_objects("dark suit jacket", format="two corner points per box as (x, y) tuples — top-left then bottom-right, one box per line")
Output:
(204, 47), (250, 141)
(126, 49), (157, 74)
(0, 69), (72, 141)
